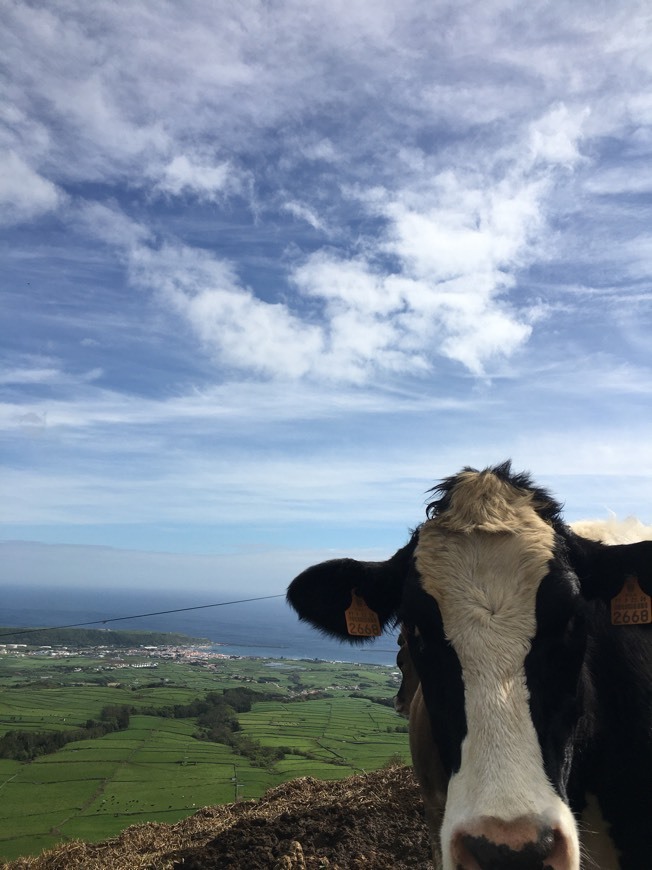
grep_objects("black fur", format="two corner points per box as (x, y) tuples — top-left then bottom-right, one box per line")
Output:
(286, 462), (652, 867)
(524, 550), (590, 805)
(401, 585), (467, 777)
(566, 532), (652, 599)
(286, 534), (418, 642)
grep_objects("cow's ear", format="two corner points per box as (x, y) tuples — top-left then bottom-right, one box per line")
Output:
(568, 533), (652, 602)
(286, 535), (417, 641)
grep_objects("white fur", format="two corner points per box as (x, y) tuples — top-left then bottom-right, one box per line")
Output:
(571, 516), (652, 545)
(416, 476), (580, 870)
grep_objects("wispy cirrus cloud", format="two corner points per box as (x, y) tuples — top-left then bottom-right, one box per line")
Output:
(121, 111), (577, 380)
(59, 92), (589, 384)
(0, 150), (65, 225)
(152, 153), (244, 201)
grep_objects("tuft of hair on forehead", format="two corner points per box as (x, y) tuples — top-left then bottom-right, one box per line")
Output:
(425, 461), (563, 532)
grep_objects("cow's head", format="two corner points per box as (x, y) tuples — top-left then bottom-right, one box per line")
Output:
(286, 462), (652, 870)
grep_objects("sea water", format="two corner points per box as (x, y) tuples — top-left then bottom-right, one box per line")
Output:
(2, 585), (401, 666)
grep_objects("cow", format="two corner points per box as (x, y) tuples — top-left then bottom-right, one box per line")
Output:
(395, 629), (420, 718)
(286, 462), (652, 870)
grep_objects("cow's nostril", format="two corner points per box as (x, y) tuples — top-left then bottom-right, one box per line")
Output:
(455, 824), (556, 869)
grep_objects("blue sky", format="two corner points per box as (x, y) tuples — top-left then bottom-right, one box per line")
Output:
(1, 0), (652, 597)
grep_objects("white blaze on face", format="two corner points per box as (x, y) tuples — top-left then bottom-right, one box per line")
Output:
(415, 472), (580, 870)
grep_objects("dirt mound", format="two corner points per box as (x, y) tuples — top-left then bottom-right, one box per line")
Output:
(3, 766), (433, 870)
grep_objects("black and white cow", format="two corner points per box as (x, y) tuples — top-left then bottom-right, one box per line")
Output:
(287, 462), (652, 870)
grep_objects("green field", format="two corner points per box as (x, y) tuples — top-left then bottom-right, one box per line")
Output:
(0, 646), (408, 861)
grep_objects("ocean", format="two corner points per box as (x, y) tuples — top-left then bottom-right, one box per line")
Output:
(1, 585), (401, 666)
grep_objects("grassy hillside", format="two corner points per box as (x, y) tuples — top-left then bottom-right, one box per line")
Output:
(0, 647), (408, 862)
(2, 766), (432, 870)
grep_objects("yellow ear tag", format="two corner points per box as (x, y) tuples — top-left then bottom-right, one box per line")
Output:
(611, 576), (651, 626)
(345, 592), (382, 637)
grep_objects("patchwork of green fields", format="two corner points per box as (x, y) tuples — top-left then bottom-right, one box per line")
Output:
(0, 652), (409, 861)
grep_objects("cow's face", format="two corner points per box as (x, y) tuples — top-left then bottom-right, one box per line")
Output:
(401, 468), (584, 869)
(287, 462), (651, 870)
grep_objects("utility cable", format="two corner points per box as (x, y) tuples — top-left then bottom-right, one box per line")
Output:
(0, 593), (286, 639)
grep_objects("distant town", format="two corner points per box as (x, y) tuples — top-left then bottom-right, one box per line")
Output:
(1, 640), (230, 663)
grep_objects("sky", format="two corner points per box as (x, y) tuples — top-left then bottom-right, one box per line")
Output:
(1, 0), (652, 602)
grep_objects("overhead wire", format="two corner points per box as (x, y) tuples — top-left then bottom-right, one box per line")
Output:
(0, 593), (286, 640)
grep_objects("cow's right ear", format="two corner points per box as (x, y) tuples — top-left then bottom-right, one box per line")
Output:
(568, 532), (652, 602)
(286, 535), (417, 642)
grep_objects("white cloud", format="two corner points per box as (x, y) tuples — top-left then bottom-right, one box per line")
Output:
(71, 107), (574, 383)
(153, 154), (237, 201)
(128, 240), (434, 382)
(527, 105), (589, 168)
(2, 1), (649, 187)
(0, 539), (392, 594)
(292, 255), (400, 315)
(3, 0), (644, 390)
(282, 200), (327, 231)
(439, 303), (532, 374)
(0, 378), (471, 443)
(72, 201), (152, 249)
(129, 242), (325, 379)
(294, 151), (558, 375)
(0, 150), (64, 225)
(0, 361), (103, 389)
(112, 95), (577, 384)
(0, 366), (61, 386)
(298, 138), (338, 162)
(0, 453), (426, 528)
(585, 167), (652, 195)
(2, 422), (652, 532)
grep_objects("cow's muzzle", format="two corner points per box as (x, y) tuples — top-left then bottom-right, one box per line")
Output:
(452, 816), (574, 869)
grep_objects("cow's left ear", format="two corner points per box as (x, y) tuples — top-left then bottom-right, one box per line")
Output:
(287, 534), (417, 642)
(568, 533), (652, 602)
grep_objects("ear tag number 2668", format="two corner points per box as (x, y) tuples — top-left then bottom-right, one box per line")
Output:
(611, 576), (651, 626)
(345, 592), (382, 637)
